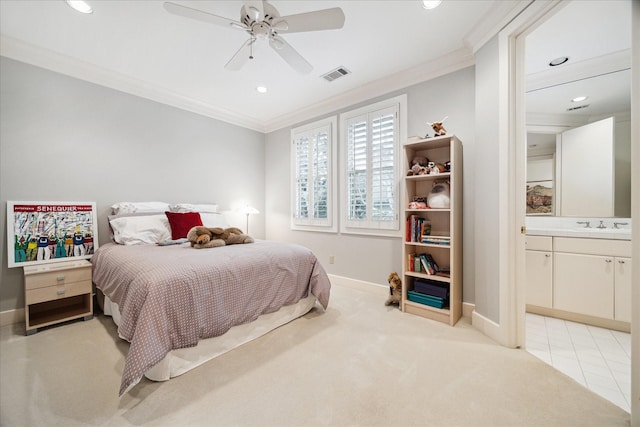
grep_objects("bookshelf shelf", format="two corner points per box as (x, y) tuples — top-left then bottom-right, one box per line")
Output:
(401, 134), (462, 326)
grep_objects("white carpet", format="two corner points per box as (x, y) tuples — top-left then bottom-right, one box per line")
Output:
(0, 282), (630, 426)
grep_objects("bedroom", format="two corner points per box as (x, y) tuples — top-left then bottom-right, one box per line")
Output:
(0, 0), (638, 425)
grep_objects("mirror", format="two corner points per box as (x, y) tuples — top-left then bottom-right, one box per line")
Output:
(524, 0), (631, 218)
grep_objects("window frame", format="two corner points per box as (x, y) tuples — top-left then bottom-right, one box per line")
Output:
(339, 95), (406, 237)
(290, 116), (338, 232)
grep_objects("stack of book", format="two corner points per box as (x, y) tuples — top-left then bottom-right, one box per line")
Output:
(406, 215), (431, 243)
(407, 278), (450, 309)
(421, 235), (450, 246)
(406, 253), (438, 275)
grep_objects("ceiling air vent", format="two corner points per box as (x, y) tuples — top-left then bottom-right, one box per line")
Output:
(321, 67), (351, 82)
(566, 104), (590, 111)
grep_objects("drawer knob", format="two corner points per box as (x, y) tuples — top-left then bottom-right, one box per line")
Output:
(618, 260), (625, 264)
(56, 289), (65, 296)
(56, 275), (65, 281)
(605, 259), (612, 263)
(545, 254), (551, 258)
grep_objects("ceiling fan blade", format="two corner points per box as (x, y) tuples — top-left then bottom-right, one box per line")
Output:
(269, 36), (312, 74)
(225, 38), (255, 71)
(163, 2), (246, 30)
(275, 7), (345, 33)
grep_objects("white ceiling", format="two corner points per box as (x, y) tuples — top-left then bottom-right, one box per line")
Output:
(0, 0), (526, 132)
(0, 1), (631, 133)
(524, 0), (631, 122)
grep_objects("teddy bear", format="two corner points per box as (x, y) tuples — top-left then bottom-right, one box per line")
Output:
(385, 272), (402, 306)
(187, 226), (254, 249)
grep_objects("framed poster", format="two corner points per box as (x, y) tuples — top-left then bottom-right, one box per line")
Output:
(7, 201), (98, 268)
(526, 181), (553, 215)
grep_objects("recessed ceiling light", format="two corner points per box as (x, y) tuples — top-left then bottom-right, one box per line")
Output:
(549, 56), (569, 67)
(256, 86), (267, 94)
(421, 1), (442, 10)
(571, 96), (588, 103)
(66, 0), (93, 14)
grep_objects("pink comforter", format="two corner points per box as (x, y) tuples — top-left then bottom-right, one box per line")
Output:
(92, 240), (331, 395)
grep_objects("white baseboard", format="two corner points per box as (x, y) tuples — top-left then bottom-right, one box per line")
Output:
(327, 274), (388, 297)
(471, 310), (504, 345)
(462, 302), (475, 319)
(0, 308), (24, 327)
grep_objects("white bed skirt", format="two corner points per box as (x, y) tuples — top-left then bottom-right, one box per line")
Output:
(98, 291), (317, 382)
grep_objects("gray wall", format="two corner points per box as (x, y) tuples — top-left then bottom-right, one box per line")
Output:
(0, 57), (266, 312)
(473, 35), (501, 324)
(265, 67), (477, 301)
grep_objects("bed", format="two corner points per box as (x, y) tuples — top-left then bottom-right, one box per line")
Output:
(92, 203), (331, 396)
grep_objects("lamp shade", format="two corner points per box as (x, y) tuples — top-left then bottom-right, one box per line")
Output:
(239, 206), (259, 215)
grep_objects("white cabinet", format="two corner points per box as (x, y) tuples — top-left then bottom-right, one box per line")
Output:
(401, 134), (462, 326)
(553, 253), (614, 319)
(550, 237), (631, 326)
(525, 236), (553, 308)
(614, 257), (632, 322)
(526, 250), (553, 308)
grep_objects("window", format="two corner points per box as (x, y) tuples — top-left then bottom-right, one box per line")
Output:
(291, 116), (337, 232)
(340, 95), (406, 236)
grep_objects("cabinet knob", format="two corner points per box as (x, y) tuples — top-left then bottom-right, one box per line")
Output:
(605, 259), (612, 263)
(618, 260), (625, 264)
(545, 254), (551, 258)
(56, 275), (65, 281)
(56, 289), (65, 296)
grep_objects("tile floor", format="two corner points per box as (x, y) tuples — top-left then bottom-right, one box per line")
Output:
(526, 313), (631, 412)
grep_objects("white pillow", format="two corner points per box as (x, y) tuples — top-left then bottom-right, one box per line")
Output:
(109, 214), (171, 245)
(111, 201), (171, 215)
(169, 203), (218, 213)
(200, 212), (230, 228)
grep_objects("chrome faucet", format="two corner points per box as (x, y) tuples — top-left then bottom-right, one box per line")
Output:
(576, 221), (591, 228)
(597, 220), (606, 229)
(613, 222), (628, 229)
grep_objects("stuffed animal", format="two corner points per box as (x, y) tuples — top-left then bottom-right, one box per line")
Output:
(426, 116), (448, 137)
(187, 226), (254, 249)
(427, 180), (451, 209)
(385, 272), (402, 306)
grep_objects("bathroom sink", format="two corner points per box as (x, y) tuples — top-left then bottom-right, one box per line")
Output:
(527, 227), (631, 240)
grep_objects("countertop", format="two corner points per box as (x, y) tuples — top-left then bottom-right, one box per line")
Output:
(526, 227), (631, 240)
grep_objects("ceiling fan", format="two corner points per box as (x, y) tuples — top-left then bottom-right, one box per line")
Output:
(163, 1), (345, 74)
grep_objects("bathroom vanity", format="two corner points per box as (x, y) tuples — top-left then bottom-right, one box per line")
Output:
(525, 223), (631, 332)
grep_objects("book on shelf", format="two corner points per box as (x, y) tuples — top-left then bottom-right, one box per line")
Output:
(419, 254), (438, 276)
(421, 235), (450, 245)
(406, 215), (432, 243)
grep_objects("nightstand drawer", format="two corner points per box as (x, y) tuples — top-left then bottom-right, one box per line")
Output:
(26, 280), (92, 305)
(24, 267), (91, 290)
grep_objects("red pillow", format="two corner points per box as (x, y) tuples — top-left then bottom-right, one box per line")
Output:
(165, 211), (203, 240)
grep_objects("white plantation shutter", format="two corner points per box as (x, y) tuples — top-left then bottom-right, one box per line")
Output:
(291, 117), (337, 231)
(341, 96), (403, 235)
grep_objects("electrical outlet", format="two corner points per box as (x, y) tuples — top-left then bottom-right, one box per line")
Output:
(329, 255), (334, 264)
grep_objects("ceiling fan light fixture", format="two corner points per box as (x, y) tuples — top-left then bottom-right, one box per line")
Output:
(270, 37), (285, 50)
(549, 56), (569, 67)
(66, 0), (93, 14)
(421, 0), (442, 10)
(272, 20), (289, 31)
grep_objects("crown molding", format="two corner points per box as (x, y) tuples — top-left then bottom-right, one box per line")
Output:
(463, 0), (535, 54)
(0, 35), (268, 133)
(264, 47), (475, 133)
(1, 34), (474, 135)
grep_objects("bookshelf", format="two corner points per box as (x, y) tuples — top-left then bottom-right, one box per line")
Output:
(402, 134), (462, 325)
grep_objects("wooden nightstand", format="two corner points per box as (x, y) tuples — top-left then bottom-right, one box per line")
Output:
(23, 259), (93, 335)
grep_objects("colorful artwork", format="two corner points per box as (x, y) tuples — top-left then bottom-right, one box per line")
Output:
(7, 201), (98, 268)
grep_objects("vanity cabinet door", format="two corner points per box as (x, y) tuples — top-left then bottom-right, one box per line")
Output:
(525, 250), (552, 308)
(614, 257), (632, 322)
(553, 253), (614, 319)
